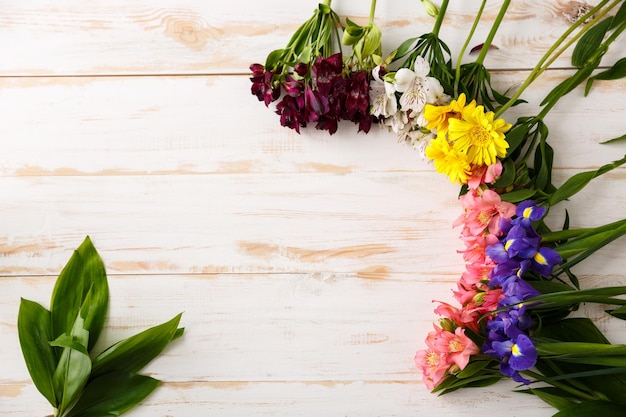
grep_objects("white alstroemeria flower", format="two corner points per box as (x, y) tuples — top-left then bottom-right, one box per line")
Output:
(383, 110), (409, 135)
(424, 77), (450, 105)
(369, 66), (398, 118)
(393, 56), (431, 114)
(409, 129), (436, 160)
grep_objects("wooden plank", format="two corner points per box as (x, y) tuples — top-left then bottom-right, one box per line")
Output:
(0, 1), (624, 76)
(1, 73), (624, 178)
(1, 380), (556, 417)
(4, 274), (623, 417)
(1, 169), (624, 276)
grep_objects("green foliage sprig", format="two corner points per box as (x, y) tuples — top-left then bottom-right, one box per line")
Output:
(18, 237), (184, 417)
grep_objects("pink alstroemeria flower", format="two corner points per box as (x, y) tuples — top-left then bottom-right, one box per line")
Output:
(467, 160), (503, 189)
(433, 326), (480, 369)
(415, 348), (449, 390)
(455, 189), (516, 238)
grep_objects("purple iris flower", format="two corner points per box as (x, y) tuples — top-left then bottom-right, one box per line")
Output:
(514, 200), (547, 228)
(531, 246), (562, 276)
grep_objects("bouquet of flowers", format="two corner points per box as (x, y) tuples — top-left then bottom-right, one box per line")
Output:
(249, 0), (384, 134)
(251, 0), (626, 414)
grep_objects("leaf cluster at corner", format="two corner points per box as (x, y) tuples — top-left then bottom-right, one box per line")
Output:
(17, 236), (184, 417)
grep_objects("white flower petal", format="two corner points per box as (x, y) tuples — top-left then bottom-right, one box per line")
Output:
(393, 68), (416, 93)
(413, 56), (431, 78)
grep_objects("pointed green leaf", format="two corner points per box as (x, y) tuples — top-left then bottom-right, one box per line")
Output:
(572, 18), (611, 68)
(499, 188), (537, 203)
(536, 342), (626, 357)
(491, 157), (516, 188)
(529, 387), (577, 411)
(554, 401), (625, 416)
(390, 37), (418, 62)
(540, 60), (599, 108)
(607, 305), (626, 320)
(601, 133), (626, 144)
(585, 57), (626, 95)
(455, 360), (492, 379)
(53, 313), (92, 416)
(17, 298), (58, 407)
(554, 220), (626, 273)
(64, 372), (160, 417)
(91, 313), (183, 379)
(51, 236), (108, 352)
(548, 155), (626, 207)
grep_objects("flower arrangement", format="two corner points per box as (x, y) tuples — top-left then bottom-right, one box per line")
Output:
(251, 0), (626, 414)
(17, 237), (183, 417)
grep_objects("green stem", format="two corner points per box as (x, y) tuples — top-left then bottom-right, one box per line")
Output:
(475, 0), (511, 65)
(494, 0), (618, 118)
(454, 0), (487, 97)
(432, 0), (449, 37)
(323, 0), (331, 6)
(369, 0), (377, 26)
(540, 1), (619, 72)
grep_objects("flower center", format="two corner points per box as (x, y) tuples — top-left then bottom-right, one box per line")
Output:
(469, 125), (491, 146)
(477, 210), (492, 226)
(426, 350), (440, 367)
(449, 339), (463, 353)
(511, 343), (522, 357)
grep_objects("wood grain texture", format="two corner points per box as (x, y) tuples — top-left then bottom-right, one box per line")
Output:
(1, 0), (625, 416)
(0, 1), (624, 75)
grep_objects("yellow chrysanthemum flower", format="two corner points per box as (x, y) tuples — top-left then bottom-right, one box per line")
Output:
(423, 93), (477, 136)
(448, 106), (511, 166)
(425, 135), (471, 185)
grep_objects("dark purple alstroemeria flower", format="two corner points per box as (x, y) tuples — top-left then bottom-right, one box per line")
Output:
(343, 70), (373, 133)
(304, 86), (330, 122)
(250, 63), (280, 106)
(312, 53), (343, 96)
(275, 95), (307, 133)
(283, 75), (305, 97)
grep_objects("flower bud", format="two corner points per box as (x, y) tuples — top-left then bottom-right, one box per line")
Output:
(439, 318), (457, 333)
(448, 364), (461, 375)
(472, 291), (486, 306)
(421, 0), (439, 18)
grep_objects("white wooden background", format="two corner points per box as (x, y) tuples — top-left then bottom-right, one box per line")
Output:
(1, 1), (625, 416)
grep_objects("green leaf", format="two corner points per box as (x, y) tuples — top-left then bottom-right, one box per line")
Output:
(91, 313), (183, 379)
(503, 117), (534, 157)
(64, 372), (160, 417)
(499, 188), (536, 203)
(554, 401), (626, 417)
(455, 360), (492, 379)
(607, 305), (626, 320)
(536, 342), (626, 357)
(572, 18), (611, 68)
(491, 157), (516, 188)
(601, 133), (626, 144)
(554, 220), (626, 273)
(523, 287), (626, 312)
(390, 37), (418, 62)
(528, 387), (577, 411)
(51, 236), (109, 352)
(17, 298), (58, 407)
(548, 155), (626, 207)
(341, 24), (364, 46)
(540, 60), (600, 108)
(52, 313), (92, 416)
(585, 57), (626, 95)
(264, 49), (285, 71)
